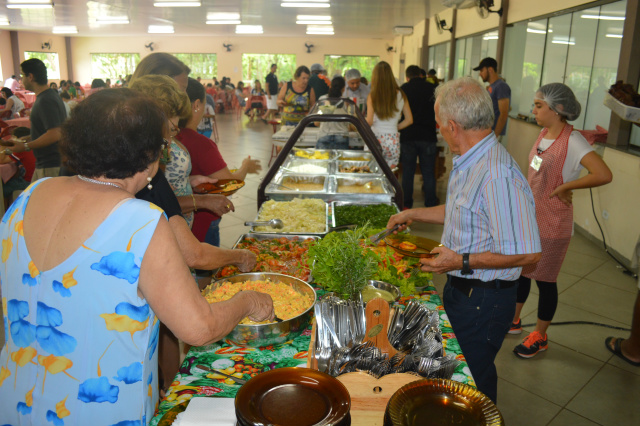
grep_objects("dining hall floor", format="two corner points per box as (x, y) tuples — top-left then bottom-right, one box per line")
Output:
(1, 111), (638, 425)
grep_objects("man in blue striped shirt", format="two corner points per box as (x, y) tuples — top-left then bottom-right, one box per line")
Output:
(388, 77), (541, 403)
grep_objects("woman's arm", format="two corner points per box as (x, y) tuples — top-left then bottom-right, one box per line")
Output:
(177, 193), (233, 216)
(167, 215), (256, 271)
(277, 83), (287, 107)
(139, 217), (271, 346)
(309, 88), (316, 111)
(208, 157), (262, 182)
(366, 96), (374, 126)
(397, 93), (413, 131)
(549, 151), (613, 205)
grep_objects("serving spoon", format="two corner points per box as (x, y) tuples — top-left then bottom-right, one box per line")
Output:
(244, 218), (284, 229)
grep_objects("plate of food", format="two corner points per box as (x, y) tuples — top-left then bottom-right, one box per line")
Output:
(193, 179), (245, 196)
(384, 234), (441, 258)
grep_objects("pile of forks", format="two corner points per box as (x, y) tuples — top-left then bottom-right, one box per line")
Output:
(315, 297), (460, 380)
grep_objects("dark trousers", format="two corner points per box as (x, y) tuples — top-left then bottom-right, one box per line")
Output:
(400, 140), (438, 208)
(443, 276), (518, 403)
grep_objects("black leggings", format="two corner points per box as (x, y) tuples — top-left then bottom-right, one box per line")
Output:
(516, 276), (558, 322)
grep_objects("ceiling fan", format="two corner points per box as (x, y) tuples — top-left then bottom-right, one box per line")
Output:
(145, 42), (154, 52)
(223, 43), (232, 52)
(476, 0), (503, 19)
(434, 14), (453, 34)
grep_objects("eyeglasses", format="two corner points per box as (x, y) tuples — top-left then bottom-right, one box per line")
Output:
(168, 119), (179, 136)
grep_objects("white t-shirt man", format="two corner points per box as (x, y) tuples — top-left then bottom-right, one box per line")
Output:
(4, 76), (20, 92)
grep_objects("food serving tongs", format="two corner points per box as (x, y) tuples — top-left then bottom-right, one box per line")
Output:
(244, 218), (284, 229)
(369, 223), (402, 245)
(195, 364), (247, 385)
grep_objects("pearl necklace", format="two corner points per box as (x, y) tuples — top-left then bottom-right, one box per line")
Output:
(77, 175), (122, 189)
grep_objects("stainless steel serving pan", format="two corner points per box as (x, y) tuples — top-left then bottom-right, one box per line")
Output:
(334, 159), (381, 176)
(268, 174), (329, 194)
(282, 158), (333, 175)
(204, 272), (317, 347)
(330, 201), (400, 228)
(249, 200), (329, 235)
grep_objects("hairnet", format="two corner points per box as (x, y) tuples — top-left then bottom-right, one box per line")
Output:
(535, 83), (581, 121)
(345, 68), (361, 81)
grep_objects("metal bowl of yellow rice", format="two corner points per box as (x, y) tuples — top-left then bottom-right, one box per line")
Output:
(203, 272), (317, 347)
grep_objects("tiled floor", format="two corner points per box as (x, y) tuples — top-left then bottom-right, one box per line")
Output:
(2, 112), (638, 425)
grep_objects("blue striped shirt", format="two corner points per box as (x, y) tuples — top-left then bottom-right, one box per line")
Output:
(444, 133), (541, 281)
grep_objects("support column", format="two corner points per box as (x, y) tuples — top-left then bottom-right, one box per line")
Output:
(65, 37), (74, 82)
(607, 0), (640, 148)
(496, 0), (510, 74)
(10, 31), (20, 77)
(421, 20), (430, 70)
(447, 9), (457, 81)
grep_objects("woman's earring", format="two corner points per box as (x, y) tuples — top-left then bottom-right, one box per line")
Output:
(147, 176), (153, 190)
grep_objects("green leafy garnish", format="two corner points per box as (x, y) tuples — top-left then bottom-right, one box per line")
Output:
(334, 204), (397, 228)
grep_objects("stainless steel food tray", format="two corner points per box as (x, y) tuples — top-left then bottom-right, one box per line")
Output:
(250, 200), (329, 235)
(289, 148), (337, 160)
(334, 160), (381, 176)
(213, 233), (321, 281)
(327, 176), (394, 203)
(281, 158), (333, 175)
(330, 201), (400, 228)
(268, 174), (329, 193)
(336, 150), (373, 162)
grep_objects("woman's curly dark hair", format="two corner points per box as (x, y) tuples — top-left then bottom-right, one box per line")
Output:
(60, 88), (165, 179)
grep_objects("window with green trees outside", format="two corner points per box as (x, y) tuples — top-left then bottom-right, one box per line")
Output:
(323, 55), (380, 82)
(24, 52), (61, 80)
(172, 53), (217, 79)
(242, 54), (297, 84)
(91, 53), (140, 81)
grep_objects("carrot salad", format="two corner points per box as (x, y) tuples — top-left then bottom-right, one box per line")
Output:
(203, 280), (314, 325)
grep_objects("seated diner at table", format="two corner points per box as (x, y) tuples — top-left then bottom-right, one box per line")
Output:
(0, 88), (275, 425)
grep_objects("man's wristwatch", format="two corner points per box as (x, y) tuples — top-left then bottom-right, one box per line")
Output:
(461, 253), (474, 275)
(24, 142), (31, 152)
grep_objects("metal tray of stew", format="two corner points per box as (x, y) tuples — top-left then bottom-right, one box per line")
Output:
(336, 150), (373, 162)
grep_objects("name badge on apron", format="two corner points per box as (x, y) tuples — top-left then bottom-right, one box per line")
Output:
(531, 155), (543, 171)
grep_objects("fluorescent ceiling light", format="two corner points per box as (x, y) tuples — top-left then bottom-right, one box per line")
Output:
(581, 14), (625, 20)
(154, 1), (201, 7)
(282, 3), (331, 8)
(552, 40), (575, 45)
(526, 28), (547, 34)
(307, 30), (334, 35)
(53, 25), (78, 34)
(297, 20), (333, 24)
(297, 15), (331, 20)
(7, 1), (53, 9)
(148, 25), (175, 33)
(307, 25), (333, 32)
(207, 12), (240, 20)
(483, 36), (498, 40)
(236, 25), (263, 34)
(96, 17), (130, 24)
(606, 34), (623, 38)
(207, 20), (241, 25)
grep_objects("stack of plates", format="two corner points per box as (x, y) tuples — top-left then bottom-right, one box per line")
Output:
(383, 379), (503, 426)
(235, 367), (351, 426)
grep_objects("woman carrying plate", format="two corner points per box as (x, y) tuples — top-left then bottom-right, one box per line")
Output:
(511, 83), (612, 358)
(178, 77), (262, 246)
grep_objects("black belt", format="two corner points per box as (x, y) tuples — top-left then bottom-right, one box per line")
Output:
(449, 275), (517, 297)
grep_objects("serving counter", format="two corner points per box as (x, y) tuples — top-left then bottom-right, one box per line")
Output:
(150, 285), (476, 426)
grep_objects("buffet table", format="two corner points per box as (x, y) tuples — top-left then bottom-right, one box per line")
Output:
(150, 284), (475, 425)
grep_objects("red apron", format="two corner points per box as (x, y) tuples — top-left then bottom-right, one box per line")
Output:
(521, 124), (574, 282)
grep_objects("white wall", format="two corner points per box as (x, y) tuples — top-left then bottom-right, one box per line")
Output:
(70, 35), (394, 86)
(0, 30), (13, 82)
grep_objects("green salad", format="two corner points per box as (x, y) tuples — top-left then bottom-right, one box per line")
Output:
(334, 204), (398, 228)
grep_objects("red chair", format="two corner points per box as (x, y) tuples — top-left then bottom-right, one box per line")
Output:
(0, 125), (18, 138)
(246, 95), (266, 121)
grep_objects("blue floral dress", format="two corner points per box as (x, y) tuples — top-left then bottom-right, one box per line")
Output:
(0, 179), (164, 426)
(164, 139), (194, 227)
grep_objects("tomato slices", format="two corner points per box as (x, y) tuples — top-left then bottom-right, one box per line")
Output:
(217, 237), (315, 281)
(398, 241), (418, 251)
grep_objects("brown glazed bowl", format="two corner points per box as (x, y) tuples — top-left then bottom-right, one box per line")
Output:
(235, 367), (351, 426)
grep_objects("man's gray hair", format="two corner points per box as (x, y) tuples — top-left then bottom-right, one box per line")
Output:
(435, 77), (494, 131)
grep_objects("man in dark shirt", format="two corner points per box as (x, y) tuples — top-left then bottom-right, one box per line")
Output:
(261, 63), (279, 123)
(308, 63), (329, 99)
(11, 58), (67, 179)
(400, 65), (438, 208)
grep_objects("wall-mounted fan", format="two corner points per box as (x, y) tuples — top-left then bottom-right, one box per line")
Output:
(223, 43), (232, 52)
(145, 42), (154, 52)
(434, 14), (453, 34)
(476, 0), (503, 19)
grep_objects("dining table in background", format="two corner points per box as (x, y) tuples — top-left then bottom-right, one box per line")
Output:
(149, 283), (476, 425)
(14, 90), (36, 106)
(4, 117), (31, 128)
